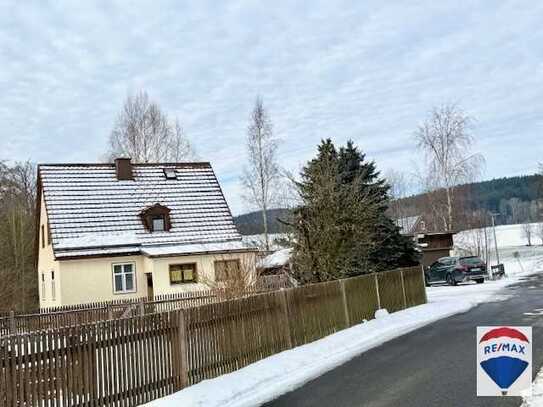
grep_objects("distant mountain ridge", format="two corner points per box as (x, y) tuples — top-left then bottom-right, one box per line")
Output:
(234, 208), (292, 235)
(233, 174), (541, 235)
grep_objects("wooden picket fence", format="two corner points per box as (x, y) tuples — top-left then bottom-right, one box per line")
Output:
(0, 266), (426, 407)
(0, 281), (292, 336)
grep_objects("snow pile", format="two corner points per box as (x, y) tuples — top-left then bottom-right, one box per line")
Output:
(257, 248), (292, 269)
(374, 308), (389, 319)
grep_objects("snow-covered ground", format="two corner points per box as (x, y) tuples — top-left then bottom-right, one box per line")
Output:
(242, 233), (288, 250)
(147, 225), (543, 407)
(454, 222), (543, 258)
(522, 368), (543, 406)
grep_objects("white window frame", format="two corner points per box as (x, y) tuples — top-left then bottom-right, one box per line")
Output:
(152, 215), (165, 232)
(112, 262), (137, 294)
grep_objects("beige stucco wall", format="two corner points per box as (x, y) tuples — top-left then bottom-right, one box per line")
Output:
(150, 251), (256, 295)
(54, 250), (257, 306)
(58, 255), (147, 306)
(37, 190), (61, 308)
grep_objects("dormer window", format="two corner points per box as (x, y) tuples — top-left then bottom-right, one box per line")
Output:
(140, 203), (172, 232)
(163, 168), (177, 180)
(152, 215), (165, 231)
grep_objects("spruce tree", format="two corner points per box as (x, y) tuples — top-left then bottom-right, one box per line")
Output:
(291, 139), (419, 282)
(337, 141), (419, 271)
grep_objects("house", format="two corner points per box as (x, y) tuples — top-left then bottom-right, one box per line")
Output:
(395, 215), (455, 267)
(395, 215), (423, 235)
(36, 158), (257, 308)
(256, 248), (296, 289)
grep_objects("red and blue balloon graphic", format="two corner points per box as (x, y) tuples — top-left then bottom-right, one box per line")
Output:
(479, 327), (530, 393)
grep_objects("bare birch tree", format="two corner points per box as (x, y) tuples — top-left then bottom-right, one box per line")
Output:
(386, 169), (410, 222)
(108, 91), (193, 162)
(536, 223), (543, 246)
(414, 104), (483, 231)
(241, 97), (280, 251)
(522, 222), (533, 246)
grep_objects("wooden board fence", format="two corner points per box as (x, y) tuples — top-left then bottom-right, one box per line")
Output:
(0, 266), (426, 407)
(0, 283), (291, 337)
(0, 312), (185, 407)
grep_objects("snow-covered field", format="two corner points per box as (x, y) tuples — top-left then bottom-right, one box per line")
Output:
(147, 224), (543, 407)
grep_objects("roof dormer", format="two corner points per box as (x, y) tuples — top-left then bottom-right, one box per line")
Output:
(140, 203), (172, 232)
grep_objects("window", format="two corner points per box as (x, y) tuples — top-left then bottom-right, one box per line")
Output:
(41, 272), (46, 300)
(163, 168), (177, 180)
(51, 270), (56, 300)
(47, 223), (51, 246)
(169, 264), (197, 284)
(113, 263), (136, 294)
(41, 225), (45, 248)
(152, 215), (165, 232)
(214, 259), (240, 282)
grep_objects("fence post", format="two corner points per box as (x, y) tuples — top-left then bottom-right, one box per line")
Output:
(399, 269), (407, 309)
(339, 280), (350, 328)
(421, 265), (428, 304)
(374, 274), (381, 310)
(177, 309), (189, 389)
(279, 290), (293, 349)
(9, 310), (16, 335)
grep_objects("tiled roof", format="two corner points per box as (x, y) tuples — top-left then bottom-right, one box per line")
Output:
(39, 162), (243, 258)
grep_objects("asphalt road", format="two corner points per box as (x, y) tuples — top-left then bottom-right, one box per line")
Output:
(263, 273), (543, 407)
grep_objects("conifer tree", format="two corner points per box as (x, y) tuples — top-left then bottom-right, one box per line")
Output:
(291, 139), (419, 282)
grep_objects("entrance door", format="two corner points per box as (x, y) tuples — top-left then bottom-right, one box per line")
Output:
(146, 273), (154, 299)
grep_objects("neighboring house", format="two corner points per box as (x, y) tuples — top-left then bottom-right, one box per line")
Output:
(37, 158), (257, 308)
(395, 215), (424, 236)
(395, 215), (454, 267)
(256, 248), (296, 288)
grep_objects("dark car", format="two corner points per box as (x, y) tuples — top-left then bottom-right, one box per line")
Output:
(425, 256), (486, 286)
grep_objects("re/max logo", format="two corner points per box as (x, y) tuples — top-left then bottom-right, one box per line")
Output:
(483, 342), (526, 355)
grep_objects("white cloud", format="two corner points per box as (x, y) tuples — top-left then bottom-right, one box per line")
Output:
(0, 1), (542, 214)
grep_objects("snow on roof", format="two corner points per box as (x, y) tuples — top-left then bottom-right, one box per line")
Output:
(257, 248), (292, 269)
(142, 240), (255, 257)
(242, 233), (288, 250)
(39, 162), (242, 258)
(56, 232), (140, 250)
(395, 215), (421, 234)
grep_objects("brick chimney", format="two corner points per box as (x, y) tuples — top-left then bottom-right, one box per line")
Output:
(115, 158), (133, 180)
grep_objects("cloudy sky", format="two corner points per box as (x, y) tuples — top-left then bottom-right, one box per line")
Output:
(1, 1), (542, 214)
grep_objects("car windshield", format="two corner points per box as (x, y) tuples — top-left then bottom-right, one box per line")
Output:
(460, 256), (482, 265)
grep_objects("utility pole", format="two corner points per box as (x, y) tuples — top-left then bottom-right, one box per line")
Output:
(490, 212), (500, 265)
(483, 220), (489, 265)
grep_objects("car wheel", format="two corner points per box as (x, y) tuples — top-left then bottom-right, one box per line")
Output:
(476, 278), (484, 284)
(425, 275), (430, 287)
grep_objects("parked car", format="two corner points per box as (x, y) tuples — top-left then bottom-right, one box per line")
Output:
(425, 256), (486, 286)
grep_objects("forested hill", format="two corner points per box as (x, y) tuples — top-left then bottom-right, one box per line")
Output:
(464, 174), (541, 211)
(233, 208), (292, 235)
(233, 174), (542, 234)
